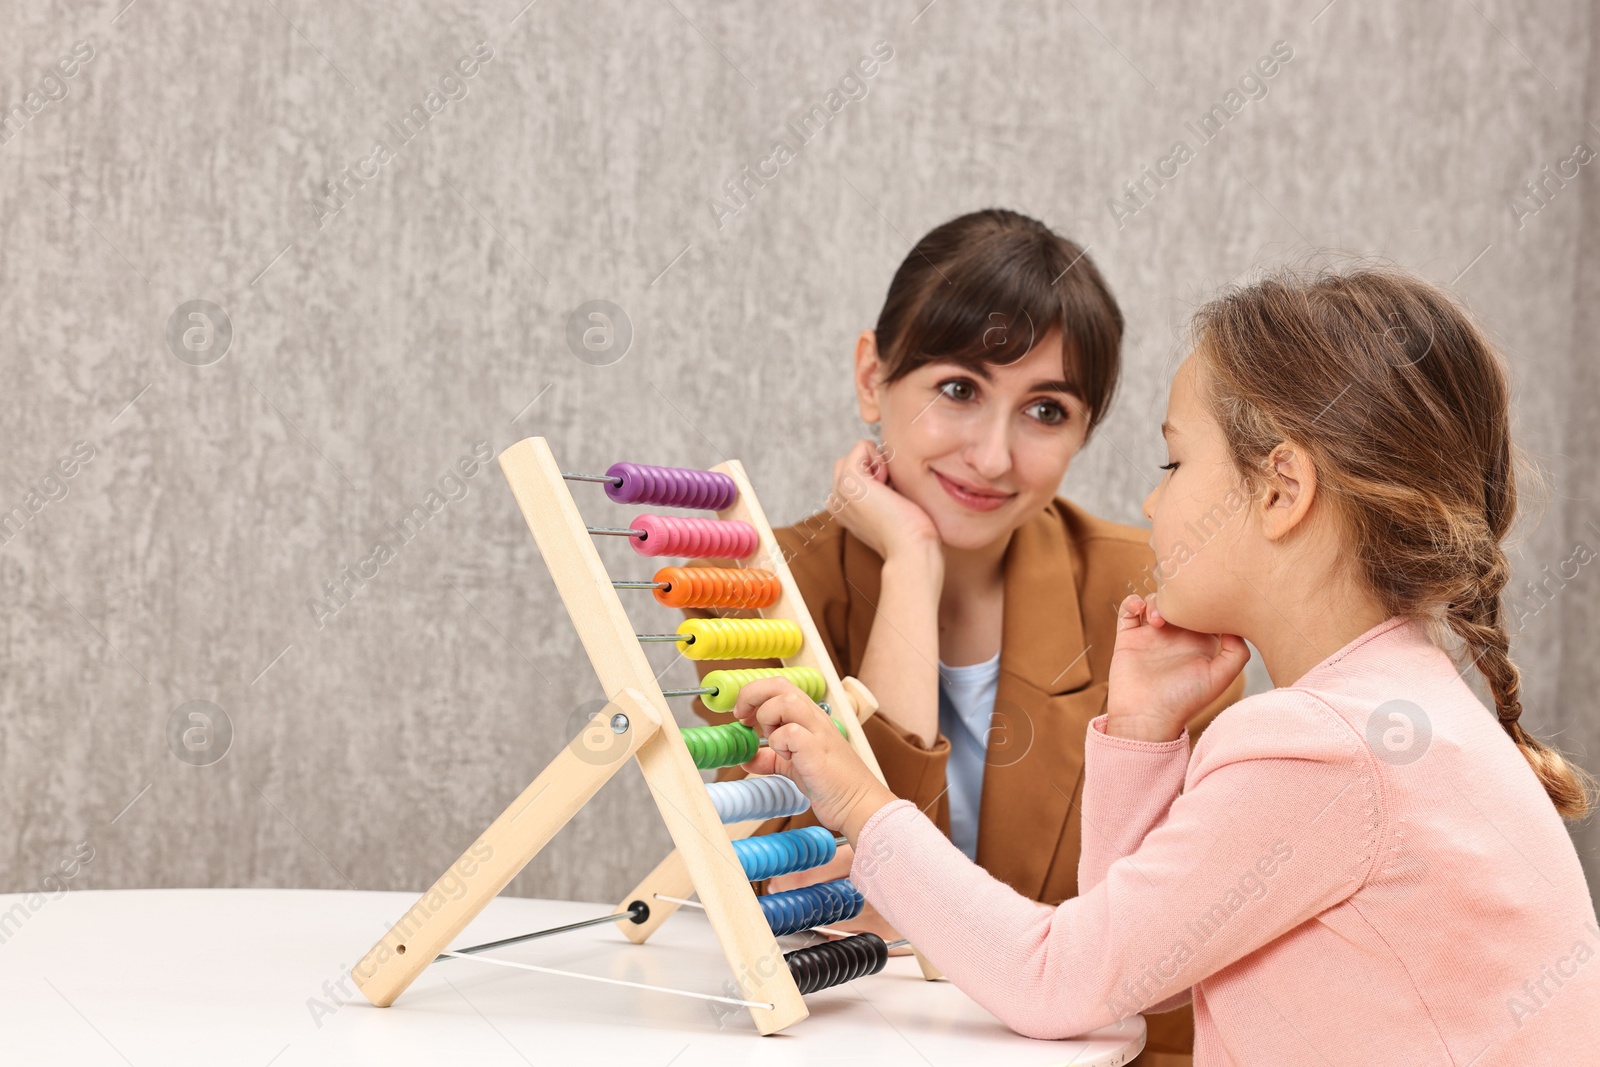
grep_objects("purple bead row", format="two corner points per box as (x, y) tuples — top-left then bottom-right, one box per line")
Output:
(605, 462), (737, 511)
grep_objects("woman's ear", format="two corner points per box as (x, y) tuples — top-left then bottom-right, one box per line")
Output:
(1258, 442), (1317, 541)
(854, 330), (884, 424)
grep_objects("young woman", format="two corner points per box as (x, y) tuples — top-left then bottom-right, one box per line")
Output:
(685, 208), (1244, 1066)
(730, 265), (1600, 1062)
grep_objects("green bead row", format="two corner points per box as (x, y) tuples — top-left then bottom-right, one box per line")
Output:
(681, 722), (761, 769)
(681, 716), (850, 770)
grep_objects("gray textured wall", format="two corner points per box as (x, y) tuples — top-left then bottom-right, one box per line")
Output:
(2, 0), (1597, 909)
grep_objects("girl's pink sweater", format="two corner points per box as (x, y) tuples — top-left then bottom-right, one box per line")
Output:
(849, 615), (1600, 1064)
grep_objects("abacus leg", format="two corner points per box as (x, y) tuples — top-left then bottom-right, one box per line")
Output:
(351, 690), (662, 1008)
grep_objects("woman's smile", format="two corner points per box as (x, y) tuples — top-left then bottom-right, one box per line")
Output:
(933, 469), (1015, 511)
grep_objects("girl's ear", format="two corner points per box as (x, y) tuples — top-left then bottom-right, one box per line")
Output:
(854, 330), (884, 424)
(1259, 442), (1318, 541)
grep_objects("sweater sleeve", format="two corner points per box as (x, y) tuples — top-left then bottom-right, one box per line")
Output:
(849, 693), (1382, 1040)
(1075, 674), (1249, 896)
(1072, 718), (1198, 1014)
(1076, 717), (1191, 897)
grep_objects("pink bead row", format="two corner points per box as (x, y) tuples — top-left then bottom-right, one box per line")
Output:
(629, 514), (757, 559)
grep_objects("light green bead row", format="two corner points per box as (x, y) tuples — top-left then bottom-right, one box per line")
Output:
(699, 667), (827, 712)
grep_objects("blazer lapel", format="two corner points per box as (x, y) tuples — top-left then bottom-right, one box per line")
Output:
(832, 507), (1101, 901)
(839, 530), (884, 678)
(974, 507), (1099, 900)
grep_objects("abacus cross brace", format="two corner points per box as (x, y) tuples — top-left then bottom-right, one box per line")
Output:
(349, 439), (939, 1035)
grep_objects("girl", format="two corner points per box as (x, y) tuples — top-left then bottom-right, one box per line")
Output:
(730, 266), (1600, 1063)
(684, 208), (1244, 1064)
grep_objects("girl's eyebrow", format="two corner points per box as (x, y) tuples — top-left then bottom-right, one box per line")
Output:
(1161, 421), (1181, 438)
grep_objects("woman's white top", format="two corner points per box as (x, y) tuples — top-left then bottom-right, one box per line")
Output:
(937, 649), (1002, 861)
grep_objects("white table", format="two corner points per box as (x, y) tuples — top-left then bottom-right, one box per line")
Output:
(0, 889), (1144, 1065)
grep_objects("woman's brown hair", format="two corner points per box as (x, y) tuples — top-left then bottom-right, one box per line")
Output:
(1193, 266), (1593, 819)
(873, 208), (1124, 438)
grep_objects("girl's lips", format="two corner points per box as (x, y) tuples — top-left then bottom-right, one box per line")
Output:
(934, 470), (1014, 512)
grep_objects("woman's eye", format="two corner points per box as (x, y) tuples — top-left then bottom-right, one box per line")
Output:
(1027, 400), (1067, 425)
(938, 379), (976, 402)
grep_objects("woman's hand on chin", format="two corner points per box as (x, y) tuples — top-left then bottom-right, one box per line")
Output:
(1106, 594), (1250, 742)
(830, 438), (939, 561)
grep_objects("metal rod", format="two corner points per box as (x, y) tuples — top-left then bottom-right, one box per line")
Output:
(636, 633), (692, 643)
(437, 900), (650, 961)
(656, 692), (831, 717)
(612, 580), (667, 589)
(563, 471), (623, 486)
(808, 926), (911, 951)
(587, 525), (646, 538)
(437, 950), (774, 1009)
(653, 895), (907, 951)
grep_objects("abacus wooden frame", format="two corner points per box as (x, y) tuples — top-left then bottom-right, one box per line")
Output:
(350, 436), (932, 1036)
(614, 456), (942, 984)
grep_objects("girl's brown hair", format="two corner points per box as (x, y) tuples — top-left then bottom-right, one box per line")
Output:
(1193, 266), (1593, 819)
(873, 208), (1124, 437)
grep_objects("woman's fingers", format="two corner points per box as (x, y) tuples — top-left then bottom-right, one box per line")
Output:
(836, 440), (874, 490)
(865, 439), (890, 483)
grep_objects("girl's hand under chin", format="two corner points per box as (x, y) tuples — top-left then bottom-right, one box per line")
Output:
(1107, 594), (1251, 743)
(830, 438), (938, 561)
(732, 677), (896, 844)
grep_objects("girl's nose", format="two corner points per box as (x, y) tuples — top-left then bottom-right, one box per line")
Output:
(1141, 485), (1159, 523)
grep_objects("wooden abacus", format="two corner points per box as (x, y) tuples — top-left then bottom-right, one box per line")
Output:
(350, 437), (935, 1035)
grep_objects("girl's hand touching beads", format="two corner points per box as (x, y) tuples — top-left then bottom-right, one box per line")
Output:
(732, 676), (895, 844)
(1107, 594), (1250, 742)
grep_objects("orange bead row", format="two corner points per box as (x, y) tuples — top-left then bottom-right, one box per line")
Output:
(651, 566), (781, 609)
